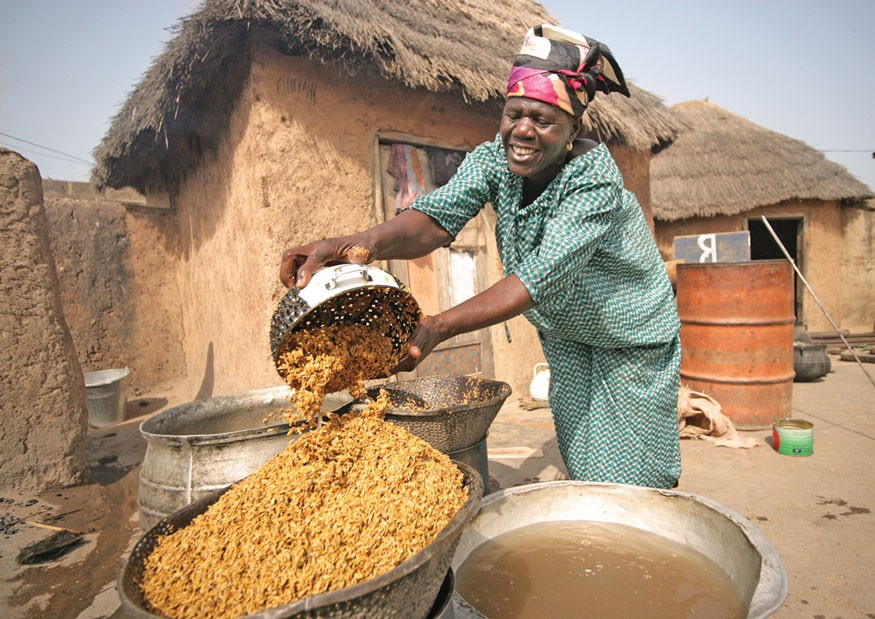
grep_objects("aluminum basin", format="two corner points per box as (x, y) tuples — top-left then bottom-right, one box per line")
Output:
(451, 481), (787, 619)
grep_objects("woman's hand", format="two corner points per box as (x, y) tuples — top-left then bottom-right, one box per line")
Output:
(390, 314), (448, 374)
(390, 274), (535, 373)
(279, 211), (451, 289)
(280, 238), (374, 289)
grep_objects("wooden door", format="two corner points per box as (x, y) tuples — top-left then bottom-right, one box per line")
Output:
(377, 140), (494, 379)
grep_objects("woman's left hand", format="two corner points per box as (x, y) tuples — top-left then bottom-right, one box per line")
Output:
(390, 315), (448, 373)
(390, 274), (535, 373)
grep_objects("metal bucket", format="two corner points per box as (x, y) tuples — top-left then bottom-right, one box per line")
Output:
(137, 386), (344, 532)
(448, 437), (489, 495)
(84, 368), (130, 427)
(451, 482), (788, 619)
(120, 463), (482, 619)
(676, 260), (795, 429)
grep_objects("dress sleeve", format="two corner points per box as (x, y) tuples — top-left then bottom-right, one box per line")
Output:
(514, 160), (622, 305)
(409, 141), (499, 239)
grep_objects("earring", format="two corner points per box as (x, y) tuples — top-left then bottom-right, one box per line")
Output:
(566, 142), (573, 151)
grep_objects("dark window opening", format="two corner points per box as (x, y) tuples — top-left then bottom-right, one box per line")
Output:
(748, 218), (802, 322)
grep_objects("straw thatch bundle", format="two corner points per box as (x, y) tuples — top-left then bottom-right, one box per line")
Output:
(651, 100), (873, 221)
(92, 0), (683, 193)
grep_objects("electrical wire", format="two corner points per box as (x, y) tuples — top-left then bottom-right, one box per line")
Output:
(0, 140), (92, 166)
(0, 130), (93, 165)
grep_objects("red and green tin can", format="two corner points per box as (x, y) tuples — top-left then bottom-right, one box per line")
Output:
(772, 419), (814, 456)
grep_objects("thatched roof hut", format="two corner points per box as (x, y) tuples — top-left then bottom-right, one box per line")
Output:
(92, 0), (683, 194)
(651, 100), (873, 221)
(79, 0), (694, 399)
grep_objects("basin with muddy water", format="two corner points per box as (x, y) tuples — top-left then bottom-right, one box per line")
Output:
(452, 481), (787, 618)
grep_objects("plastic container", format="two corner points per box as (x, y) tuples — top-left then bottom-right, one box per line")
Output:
(529, 363), (550, 402)
(84, 368), (130, 428)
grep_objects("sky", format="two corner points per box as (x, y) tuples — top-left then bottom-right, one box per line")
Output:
(1, 0), (873, 191)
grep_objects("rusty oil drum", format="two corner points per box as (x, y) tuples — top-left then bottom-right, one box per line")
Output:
(676, 260), (795, 429)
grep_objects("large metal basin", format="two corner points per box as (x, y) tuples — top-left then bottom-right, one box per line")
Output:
(121, 463), (483, 619)
(138, 386), (349, 532)
(451, 482), (788, 619)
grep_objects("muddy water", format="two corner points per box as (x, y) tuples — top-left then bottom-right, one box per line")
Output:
(455, 520), (746, 618)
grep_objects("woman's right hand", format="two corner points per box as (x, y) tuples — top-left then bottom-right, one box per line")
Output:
(279, 238), (373, 289)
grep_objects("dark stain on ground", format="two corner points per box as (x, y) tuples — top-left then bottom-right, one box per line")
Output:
(10, 472), (140, 619)
(816, 496), (871, 520)
(756, 515), (769, 522)
(5, 421), (145, 619)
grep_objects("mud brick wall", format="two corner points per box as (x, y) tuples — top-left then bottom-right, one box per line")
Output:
(0, 149), (89, 492)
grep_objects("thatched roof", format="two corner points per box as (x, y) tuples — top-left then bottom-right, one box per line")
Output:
(651, 100), (873, 222)
(92, 0), (683, 193)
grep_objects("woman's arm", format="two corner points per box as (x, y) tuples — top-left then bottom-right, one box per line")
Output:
(392, 274), (534, 373)
(281, 140), (500, 289)
(279, 209), (453, 288)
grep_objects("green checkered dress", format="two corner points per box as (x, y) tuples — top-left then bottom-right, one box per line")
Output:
(412, 136), (681, 488)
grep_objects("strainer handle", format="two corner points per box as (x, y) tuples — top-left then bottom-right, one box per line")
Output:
(324, 265), (372, 290)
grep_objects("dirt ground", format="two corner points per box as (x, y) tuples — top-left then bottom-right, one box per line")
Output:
(2, 356), (874, 619)
(0, 395), (165, 619)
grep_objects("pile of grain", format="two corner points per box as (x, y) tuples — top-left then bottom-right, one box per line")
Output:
(140, 312), (467, 618)
(141, 394), (467, 619)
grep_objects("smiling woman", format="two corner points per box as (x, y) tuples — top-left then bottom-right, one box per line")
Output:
(280, 23), (683, 490)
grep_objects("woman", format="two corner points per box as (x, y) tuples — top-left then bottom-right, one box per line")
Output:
(280, 25), (681, 489)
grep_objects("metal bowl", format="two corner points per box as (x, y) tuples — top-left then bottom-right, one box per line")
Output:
(120, 462), (483, 619)
(451, 481), (788, 619)
(365, 375), (512, 453)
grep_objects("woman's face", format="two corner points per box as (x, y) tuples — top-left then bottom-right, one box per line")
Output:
(500, 97), (581, 184)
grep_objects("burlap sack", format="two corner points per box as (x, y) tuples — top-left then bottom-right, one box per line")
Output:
(678, 385), (758, 449)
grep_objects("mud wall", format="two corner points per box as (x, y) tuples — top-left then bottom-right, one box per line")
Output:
(841, 202), (875, 333)
(610, 146), (654, 228)
(43, 182), (185, 396)
(0, 150), (89, 492)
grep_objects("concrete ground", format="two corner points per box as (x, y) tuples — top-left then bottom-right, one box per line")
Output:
(1, 355), (873, 618)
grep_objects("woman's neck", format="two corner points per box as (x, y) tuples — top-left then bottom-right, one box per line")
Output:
(518, 140), (598, 206)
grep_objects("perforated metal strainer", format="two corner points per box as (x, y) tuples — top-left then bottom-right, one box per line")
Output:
(269, 264), (421, 377)
(363, 375), (512, 453)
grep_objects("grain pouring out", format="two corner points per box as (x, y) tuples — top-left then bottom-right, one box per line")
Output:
(139, 312), (469, 618)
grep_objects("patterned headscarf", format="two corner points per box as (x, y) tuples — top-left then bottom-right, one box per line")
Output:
(507, 24), (630, 118)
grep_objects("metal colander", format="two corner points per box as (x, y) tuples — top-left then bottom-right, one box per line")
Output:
(364, 375), (512, 453)
(119, 462), (482, 619)
(270, 265), (421, 376)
